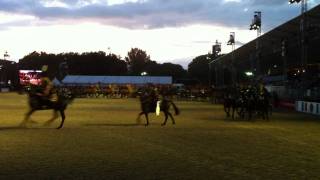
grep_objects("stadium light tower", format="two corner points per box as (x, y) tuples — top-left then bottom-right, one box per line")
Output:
(249, 11), (261, 36)
(3, 51), (9, 60)
(227, 32), (235, 50)
(227, 32), (236, 85)
(289, 0), (308, 72)
(213, 40), (222, 57)
(208, 40), (222, 88)
(250, 11), (262, 79)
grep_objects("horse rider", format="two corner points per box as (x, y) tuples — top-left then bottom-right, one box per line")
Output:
(150, 86), (159, 105)
(258, 81), (270, 99)
(35, 65), (55, 106)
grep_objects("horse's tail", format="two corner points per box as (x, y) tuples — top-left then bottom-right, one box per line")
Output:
(170, 101), (180, 115)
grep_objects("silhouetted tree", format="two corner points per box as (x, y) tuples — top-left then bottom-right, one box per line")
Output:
(19, 51), (127, 78)
(188, 55), (210, 85)
(125, 48), (150, 75)
(18, 49), (189, 83)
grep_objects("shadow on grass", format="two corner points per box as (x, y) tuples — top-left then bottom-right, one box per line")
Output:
(0, 126), (57, 131)
(83, 122), (170, 127)
(84, 123), (142, 127)
(0, 126), (24, 130)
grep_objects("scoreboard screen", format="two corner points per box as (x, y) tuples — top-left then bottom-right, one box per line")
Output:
(19, 70), (42, 85)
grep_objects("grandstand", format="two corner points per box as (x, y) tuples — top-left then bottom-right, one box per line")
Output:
(210, 4), (320, 101)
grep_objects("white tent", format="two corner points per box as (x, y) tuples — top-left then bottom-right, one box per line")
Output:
(61, 75), (172, 85)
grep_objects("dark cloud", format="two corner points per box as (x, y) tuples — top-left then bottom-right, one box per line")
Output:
(0, 0), (319, 31)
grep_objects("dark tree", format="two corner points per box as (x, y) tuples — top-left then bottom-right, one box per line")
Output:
(19, 51), (128, 78)
(188, 55), (210, 85)
(125, 48), (150, 75)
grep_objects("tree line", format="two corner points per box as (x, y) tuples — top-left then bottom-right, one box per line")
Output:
(1, 47), (216, 87)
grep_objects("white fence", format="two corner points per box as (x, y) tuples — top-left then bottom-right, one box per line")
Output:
(295, 101), (320, 116)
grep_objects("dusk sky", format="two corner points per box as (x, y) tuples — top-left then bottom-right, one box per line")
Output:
(0, 0), (319, 68)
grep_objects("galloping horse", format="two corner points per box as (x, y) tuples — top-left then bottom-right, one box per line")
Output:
(137, 93), (180, 126)
(20, 87), (74, 129)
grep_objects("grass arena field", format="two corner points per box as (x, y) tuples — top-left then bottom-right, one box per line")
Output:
(1, 92), (320, 179)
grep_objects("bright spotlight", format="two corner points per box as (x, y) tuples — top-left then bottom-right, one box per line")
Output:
(245, 71), (254, 76)
(249, 11), (261, 30)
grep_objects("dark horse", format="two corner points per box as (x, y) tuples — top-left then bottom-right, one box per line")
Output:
(137, 94), (180, 126)
(223, 88), (243, 120)
(20, 88), (74, 129)
(224, 96), (244, 120)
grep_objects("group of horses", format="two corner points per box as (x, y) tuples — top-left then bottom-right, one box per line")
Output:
(20, 86), (180, 129)
(223, 87), (272, 120)
(20, 84), (273, 129)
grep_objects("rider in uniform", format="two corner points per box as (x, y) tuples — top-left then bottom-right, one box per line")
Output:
(36, 65), (55, 106)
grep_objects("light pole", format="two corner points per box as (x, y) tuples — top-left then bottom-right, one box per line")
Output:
(0, 65), (2, 85)
(207, 54), (212, 87)
(208, 40), (221, 88)
(213, 40), (222, 87)
(227, 32), (236, 85)
(281, 38), (288, 82)
(249, 11), (262, 80)
(289, 0), (308, 73)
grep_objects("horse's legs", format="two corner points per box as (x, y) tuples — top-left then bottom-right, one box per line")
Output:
(264, 104), (269, 120)
(232, 106), (236, 120)
(224, 105), (230, 117)
(269, 103), (272, 116)
(43, 110), (59, 126)
(20, 109), (35, 127)
(136, 112), (144, 125)
(162, 111), (175, 126)
(167, 111), (175, 125)
(144, 113), (149, 126)
(57, 110), (65, 129)
(161, 112), (168, 126)
(137, 111), (149, 126)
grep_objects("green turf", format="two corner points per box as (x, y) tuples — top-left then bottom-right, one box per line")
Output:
(0, 92), (320, 179)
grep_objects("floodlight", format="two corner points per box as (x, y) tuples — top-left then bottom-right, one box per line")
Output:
(245, 71), (254, 76)
(289, 0), (302, 4)
(249, 12), (261, 30)
(227, 32), (235, 45)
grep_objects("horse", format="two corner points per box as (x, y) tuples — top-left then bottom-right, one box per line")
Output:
(255, 93), (272, 120)
(136, 93), (180, 126)
(223, 94), (233, 118)
(223, 94), (246, 120)
(20, 87), (75, 129)
(223, 87), (243, 120)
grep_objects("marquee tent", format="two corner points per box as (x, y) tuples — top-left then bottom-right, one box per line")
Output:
(61, 75), (172, 85)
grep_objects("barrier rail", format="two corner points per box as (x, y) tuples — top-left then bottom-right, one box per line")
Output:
(295, 101), (320, 116)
